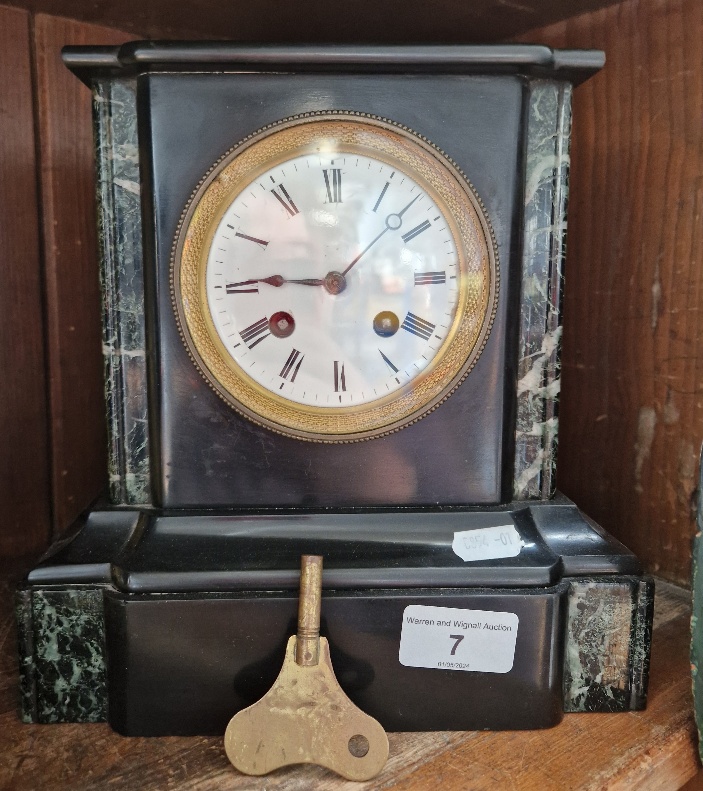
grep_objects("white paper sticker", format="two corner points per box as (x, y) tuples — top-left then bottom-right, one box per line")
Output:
(398, 605), (518, 673)
(452, 524), (523, 562)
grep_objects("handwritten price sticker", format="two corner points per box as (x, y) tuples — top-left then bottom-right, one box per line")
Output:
(452, 524), (523, 562)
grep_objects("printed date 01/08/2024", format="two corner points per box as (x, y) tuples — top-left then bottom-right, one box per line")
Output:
(438, 660), (470, 669)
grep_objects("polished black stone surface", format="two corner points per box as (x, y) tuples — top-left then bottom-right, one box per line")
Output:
(141, 71), (523, 508)
(105, 583), (568, 735)
(63, 44), (605, 85)
(18, 498), (651, 733)
(27, 497), (641, 592)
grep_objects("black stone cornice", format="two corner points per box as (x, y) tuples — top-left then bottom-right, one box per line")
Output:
(62, 43), (604, 86)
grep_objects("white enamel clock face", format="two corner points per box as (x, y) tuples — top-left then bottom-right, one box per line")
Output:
(175, 114), (498, 441)
(205, 151), (460, 408)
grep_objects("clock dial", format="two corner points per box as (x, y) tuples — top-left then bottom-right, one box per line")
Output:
(174, 114), (498, 441)
(206, 152), (461, 408)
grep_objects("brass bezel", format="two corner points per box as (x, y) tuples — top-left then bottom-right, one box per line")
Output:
(172, 112), (499, 442)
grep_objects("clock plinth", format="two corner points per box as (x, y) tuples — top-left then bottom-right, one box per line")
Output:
(17, 44), (653, 734)
(17, 500), (652, 732)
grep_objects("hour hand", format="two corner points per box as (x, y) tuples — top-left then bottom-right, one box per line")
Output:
(228, 275), (325, 289)
(282, 277), (326, 287)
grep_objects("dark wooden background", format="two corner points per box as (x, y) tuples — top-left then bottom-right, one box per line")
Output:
(0, 8), (128, 561)
(521, 0), (703, 585)
(0, 0), (701, 586)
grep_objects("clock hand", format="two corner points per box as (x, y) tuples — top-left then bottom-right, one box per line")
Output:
(231, 192), (423, 292)
(396, 192), (421, 218)
(276, 273), (347, 295)
(341, 227), (389, 276)
(279, 277), (326, 287)
(229, 276), (326, 288)
(341, 193), (422, 277)
(229, 274), (348, 297)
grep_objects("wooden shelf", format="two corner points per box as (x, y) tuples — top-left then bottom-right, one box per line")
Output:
(0, 564), (698, 790)
(1, 0), (622, 44)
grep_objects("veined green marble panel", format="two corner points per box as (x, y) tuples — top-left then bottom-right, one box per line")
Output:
(563, 577), (653, 712)
(94, 78), (151, 505)
(26, 588), (108, 723)
(514, 81), (572, 500)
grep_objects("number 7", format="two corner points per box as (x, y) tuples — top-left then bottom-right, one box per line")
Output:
(449, 634), (464, 656)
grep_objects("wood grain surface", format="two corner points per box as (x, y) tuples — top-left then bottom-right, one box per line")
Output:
(0, 568), (697, 790)
(3, 0), (621, 46)
(0, 6), (51, 558)
(33, 14), (131, 540)
(519, 0), (703, 586)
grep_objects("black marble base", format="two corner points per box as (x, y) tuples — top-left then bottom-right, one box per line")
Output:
(16, 498), (653, 733)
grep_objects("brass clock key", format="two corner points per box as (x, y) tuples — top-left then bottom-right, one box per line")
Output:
(224, 555), (389, 781)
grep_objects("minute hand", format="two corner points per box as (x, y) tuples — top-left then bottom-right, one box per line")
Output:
(341, 193), (421, 277)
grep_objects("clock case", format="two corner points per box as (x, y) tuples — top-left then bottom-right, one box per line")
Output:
(16, 44), (653, 735)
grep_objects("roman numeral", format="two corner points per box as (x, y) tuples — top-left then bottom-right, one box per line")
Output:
(226, 280), (259, 294)
(280, 349), (304, 382)
(235, 231), (269, 248)
(378, 349), (399, 373)
(414, 271), (446, 285)
(401, 312), (435, 341)
(240, 317), (270, 348)
(323, 169), (342, 203)
(271, 183), (299, 217)
(373, 182), (390, 212)
(334, 361), (347, 392)
(401, 219), (432, 243)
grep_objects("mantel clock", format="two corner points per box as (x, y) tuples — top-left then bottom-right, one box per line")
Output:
(17, 44), (653, 735)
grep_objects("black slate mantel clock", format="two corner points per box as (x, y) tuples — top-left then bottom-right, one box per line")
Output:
(16, 43), (653, 735)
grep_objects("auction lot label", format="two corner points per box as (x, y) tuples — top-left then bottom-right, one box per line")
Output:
(398, 605), (518, 673)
